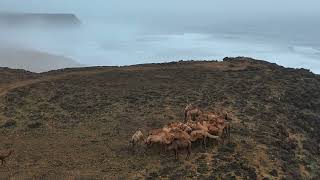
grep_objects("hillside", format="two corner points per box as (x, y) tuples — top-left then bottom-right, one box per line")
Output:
(0, 47), (83, 73)
(0, 57), (319, 179)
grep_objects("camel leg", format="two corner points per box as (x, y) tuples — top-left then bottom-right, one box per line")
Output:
(184, 111), (188, 122)
(219, 130), (224, 144)
(174, 149), (178, 160)
(161, 145), (166, 156)
(203, 137), (207, 150)
(164, 145), (167, 153)
(227, 126), (230, 138)
(225, 126), (229, 139)
(132, 141), (135, 154)
(186, 146), (191, 160)
(158, 144), (163, 155)
(223, 128), (227, 139)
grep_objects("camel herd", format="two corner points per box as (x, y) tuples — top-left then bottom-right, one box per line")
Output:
(130, 104), (231, 159)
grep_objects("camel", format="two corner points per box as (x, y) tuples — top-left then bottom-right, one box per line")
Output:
(0, 150), (14, 165)
(146, 126), (194, 155)
(148, 126), (171, 135)
(130, 130), (145, 152)
(186, 121), (208, 132)
(166, 138), (191, 159)
(177, 123), (192, 133)
(184, 104), (203, 122)
(189, 130), (220, 149)
(184, 103), (194, 121)
(187, 120), (225, 146)
(145, 130), (175, 150)
(145, 131), (175, 155)
(170, 129), (191, 141)
(203, 112), (219, 122)
(213, 117), (231, 139)
(204, 119), (231, 142)
(166, 122), (192, 133)
(203, 121), (221, 135)
(186, 108), (203, 122)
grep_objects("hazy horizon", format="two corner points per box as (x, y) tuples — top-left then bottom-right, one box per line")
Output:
(1, 0), (320, 73)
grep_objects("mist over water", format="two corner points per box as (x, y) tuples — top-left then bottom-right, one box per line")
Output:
(1, 0), (320, 73)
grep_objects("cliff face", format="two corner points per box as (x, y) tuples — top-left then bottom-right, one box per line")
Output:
(0, 13), (81, 28)
(0, 57), (319, 179)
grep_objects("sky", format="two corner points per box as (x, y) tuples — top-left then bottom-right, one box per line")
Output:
(1, 0), (320, 73)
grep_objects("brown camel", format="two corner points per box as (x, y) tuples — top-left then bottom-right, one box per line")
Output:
(148, 126), (171, 135)
(170, 129), (191, 141)
(184, 103), (194, 121)
(214, 117), (231, 139)
(205, 122), (222, 136)
(0, 150), (14, 165)
(186, 108), (203, 122)
(203, 119), (231, 142)
(145, 131), (174, 146)
(145, 131), (176, 154)
(166, 138), (191, 160)
(186, 121), (208, 132)
(166, 122), (192, 133)
(184, 104), (203, 122)
(189, 130), (220, 149)
(203, 112), (219, 121)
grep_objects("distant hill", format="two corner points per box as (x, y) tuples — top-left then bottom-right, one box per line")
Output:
(0, 13), (81, 28)
(0, 47), (83, 72)
(0, 57), (319, 179)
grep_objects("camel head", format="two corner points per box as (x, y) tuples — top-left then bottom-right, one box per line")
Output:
(144, 136), (152, 145)
(185, 103), (194, 111)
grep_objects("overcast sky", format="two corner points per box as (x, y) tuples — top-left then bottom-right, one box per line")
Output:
(2, 0), (320, 25)
(1, 0), (320, 73)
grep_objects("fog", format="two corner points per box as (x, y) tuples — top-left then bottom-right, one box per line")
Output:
(1, 0), (320, 73)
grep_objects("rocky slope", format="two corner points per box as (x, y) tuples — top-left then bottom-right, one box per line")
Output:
(0, 57), (319, 179)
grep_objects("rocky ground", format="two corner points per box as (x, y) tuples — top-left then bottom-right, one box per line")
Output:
(0, 57), (319, 179)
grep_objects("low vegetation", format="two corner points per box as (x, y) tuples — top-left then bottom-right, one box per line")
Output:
(0, 57), (319, 179)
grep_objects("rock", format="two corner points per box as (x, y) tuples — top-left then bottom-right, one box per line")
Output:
(270, 169), (278, 177)
(1, 119), (16, 128)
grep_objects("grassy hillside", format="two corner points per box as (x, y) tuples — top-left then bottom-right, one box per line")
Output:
(0, 57), (319, 179)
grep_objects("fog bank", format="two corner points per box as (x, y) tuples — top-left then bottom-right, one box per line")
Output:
(1, 0), (320, 73)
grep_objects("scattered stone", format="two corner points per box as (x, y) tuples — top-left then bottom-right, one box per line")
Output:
(0, 119), (16, 128)
(270, 169), (278, 177)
